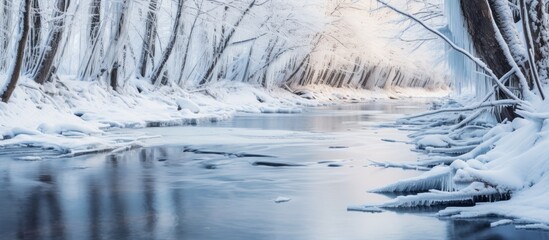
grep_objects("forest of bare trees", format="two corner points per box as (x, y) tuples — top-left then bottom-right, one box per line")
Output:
(0, 0), (443, 104)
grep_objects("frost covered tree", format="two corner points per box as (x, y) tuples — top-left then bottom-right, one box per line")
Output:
(349, 0), (549, 215)
(149, 0), (183, 85)
(137, 0), (158, 79)
(1, 0), (30, 103)
(0, 0), (447, 105)
(32, 0), (70, 85)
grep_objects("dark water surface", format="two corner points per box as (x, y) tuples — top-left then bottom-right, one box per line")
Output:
(1, 100), (548, 240)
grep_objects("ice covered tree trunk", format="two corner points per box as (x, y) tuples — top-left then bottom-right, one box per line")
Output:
(525, 0), (549, 82)
(199, 0), (256, 85)
(177, 0), (202, 85)
(78, 0), (102, 81)
(137, 0), (158, 79)
(149, 0), (183, 85)
(106, 0), (129, 90)
(488, 0), (533, 89)
(24, 0), (41, 73)
(461, 0), (519, 121)
(284, 34), (323, 87)
(260, 37), (280, 87)
(0, 0), (12, 71)
(1, 0), (30, 103)
(89, 0), (100, 41)
(517, 0), (545, 99)
(32, 0), (70, 84)
(461, 0), (510, 77)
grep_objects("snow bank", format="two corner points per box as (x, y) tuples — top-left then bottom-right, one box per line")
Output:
(359, 92), (549, 228)
(0, 76), (448, 155)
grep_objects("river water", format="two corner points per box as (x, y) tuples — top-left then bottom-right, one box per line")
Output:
(0, 101), (548, 240)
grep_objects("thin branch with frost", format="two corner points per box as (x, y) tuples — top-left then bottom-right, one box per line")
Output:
(450, 109), (486, 131)
(376, 0), (521, 102)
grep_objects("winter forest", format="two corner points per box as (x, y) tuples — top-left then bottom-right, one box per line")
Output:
(1, 0), (549, 239)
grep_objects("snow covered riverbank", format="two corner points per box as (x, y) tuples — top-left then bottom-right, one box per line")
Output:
(0, 76), (448, 156)
(352, 94), (549, 230)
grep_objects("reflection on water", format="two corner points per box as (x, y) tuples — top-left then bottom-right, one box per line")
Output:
(0, 101), (548, 239)
(204, 102), (418, 132)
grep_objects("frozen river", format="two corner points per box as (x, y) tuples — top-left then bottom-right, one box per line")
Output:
(0, 101), (548, 239)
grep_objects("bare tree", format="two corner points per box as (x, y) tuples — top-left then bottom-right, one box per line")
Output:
(199, 0), (256, 85)
(78, 0), (103, 81)
(149, 0), (184, 85)
(104, 0), (130, 90)
(137, 0), (158, 78)
(32, 0), (70, 84)
(1, 0), (31, 103)
(177, 0), (204, 85)
(0, 0), (12, 71)
(24, 0), (41, 73)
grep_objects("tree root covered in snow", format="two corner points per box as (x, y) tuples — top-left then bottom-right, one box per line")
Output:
(370, 166), (454, 193)
(356, 96), (545, 224)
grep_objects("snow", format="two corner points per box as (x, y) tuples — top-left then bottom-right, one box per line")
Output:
(176, 98), (200, 114)
(0, 76), (448, 155)
(416, 135), (451, 148)
(358, 87), (549, 227)
(6, 0), (549, 233)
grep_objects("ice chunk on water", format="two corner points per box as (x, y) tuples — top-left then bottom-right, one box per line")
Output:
(490, 219), (513, 227)
(515, 224), (549, 231)
(274, 197), (291, 203)
(16, 156), (42, 161)
(347, 206), (384, 213)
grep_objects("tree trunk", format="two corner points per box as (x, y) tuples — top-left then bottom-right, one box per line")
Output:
(78, 0), (103, 79)
(199, 0), (256, 85)
(89, 0), (101, 41)
(78, 0), (102, 80)
(461, 0), (519, 121)
(488, 0), (533, 89)
(2, 0), (30, 103)
(177, 1), (202, 85)
(137, 0), (158, 78)
(107, 0), (129, 91)
(461, 0), (511, 77)
(518, 0), (545, 99)
(525, 0), (549, 82)
(261, 37), (279, 88)
(0, 0), (12, 71)
(24, 0), (41, 73)
(241, 42), (254, 82)
(149, 0), (184, 85)
(32, 0), (70, 84)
